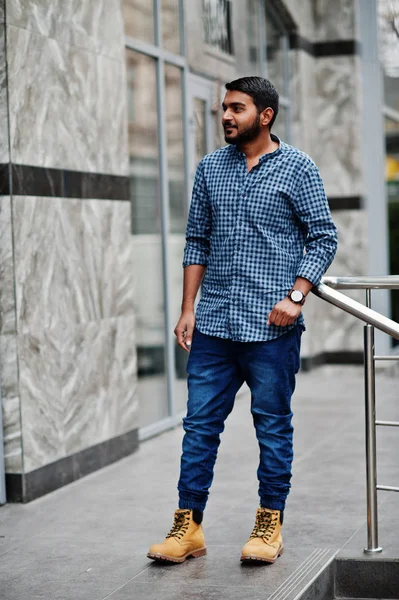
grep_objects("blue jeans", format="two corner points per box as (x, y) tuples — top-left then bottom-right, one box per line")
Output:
(178, 326), (302, 513)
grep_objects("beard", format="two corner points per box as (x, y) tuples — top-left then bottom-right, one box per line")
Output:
(224, 113), (261, 145)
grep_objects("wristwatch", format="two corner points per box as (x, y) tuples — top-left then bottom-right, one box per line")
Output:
(288, 289), (306, 305)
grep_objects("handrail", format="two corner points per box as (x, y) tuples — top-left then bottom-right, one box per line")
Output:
(311, 282), (399, 340)
(313, 276), (399, 555)
(322, 275), (399, 290)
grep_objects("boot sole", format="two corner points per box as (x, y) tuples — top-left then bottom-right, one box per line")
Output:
(240, 545), (284, 564)
(147, 547), (207, 564)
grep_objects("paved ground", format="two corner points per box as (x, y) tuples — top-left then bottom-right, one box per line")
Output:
(0, 365), (398, 600)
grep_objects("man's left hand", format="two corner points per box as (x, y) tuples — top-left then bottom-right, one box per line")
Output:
(267, 297), (302, 327)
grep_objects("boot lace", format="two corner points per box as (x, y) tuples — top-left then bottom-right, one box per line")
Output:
(250, 510), (279, 542)
(166, 511), (190, 540)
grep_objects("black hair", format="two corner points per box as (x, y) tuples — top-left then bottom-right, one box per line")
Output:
(225, 76), (279, 130)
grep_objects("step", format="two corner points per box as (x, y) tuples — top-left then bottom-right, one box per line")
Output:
(295, 555), (399, 600)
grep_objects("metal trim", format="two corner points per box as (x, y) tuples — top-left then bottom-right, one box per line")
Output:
(322, 276), (399, 290)
(376, 485), (399, 492)
(156, 58), (177, 420)
(312, 283), (399, 340)
(124, 36), (186, 67)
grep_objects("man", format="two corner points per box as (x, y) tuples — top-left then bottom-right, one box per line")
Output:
(147, 77), (338, 564)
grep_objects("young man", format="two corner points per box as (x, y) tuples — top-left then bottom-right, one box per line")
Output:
(147, 77), (338, 564)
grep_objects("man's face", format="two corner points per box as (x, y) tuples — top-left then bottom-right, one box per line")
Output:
(222, 90), (261, 145)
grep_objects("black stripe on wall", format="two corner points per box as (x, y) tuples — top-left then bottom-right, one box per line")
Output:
(289, 33), (360, 57)
(0, 163), (130, 201)
(0, 165), (362, 211)
(328, 196), (362, 210)
(5, 427), (139, 503)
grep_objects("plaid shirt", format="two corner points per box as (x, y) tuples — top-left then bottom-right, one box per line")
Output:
(183, 136), (338, 342)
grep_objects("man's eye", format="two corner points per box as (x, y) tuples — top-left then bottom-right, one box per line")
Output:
(235, 108), (243, 112)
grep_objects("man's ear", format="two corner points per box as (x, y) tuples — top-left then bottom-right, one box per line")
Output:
(261, 107), (274, 127)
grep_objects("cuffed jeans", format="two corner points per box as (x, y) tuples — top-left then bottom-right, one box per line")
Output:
(177, 325), (302, 513)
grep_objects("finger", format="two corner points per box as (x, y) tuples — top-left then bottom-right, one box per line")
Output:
(268, 308), (277, 325)
(184, 320), (195, 347)
(175, 326), (188, 350)
(267, 311), (271, 325)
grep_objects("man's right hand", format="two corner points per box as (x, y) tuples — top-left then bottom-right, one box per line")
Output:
(174, 311), (196, 352)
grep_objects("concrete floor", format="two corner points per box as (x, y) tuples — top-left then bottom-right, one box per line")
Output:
(0, 365), (398, 600)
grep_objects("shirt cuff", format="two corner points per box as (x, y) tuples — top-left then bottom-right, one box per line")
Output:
(296, 260), (326, 287)
(183, 245), (209, 267)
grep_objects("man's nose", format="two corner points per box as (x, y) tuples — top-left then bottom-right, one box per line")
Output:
(222, 109), (233, 124)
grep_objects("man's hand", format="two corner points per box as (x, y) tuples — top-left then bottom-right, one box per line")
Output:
(174, 311), (196, 352)
(267, 297), (302, 327)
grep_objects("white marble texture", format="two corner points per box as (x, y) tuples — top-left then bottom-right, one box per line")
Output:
(6, 24), (128, 174)
(0, 23), (9, 163)
(283, 0), (315, 39)
(0, 334), (22, 472)
(0, 197), (16, 335)
(290, 50), (317, 154)
(314, 56), (363, 197)
(18, 316), (138, 473)
(5, 0), (124, 61)
(302, 210), (368, 358)
(313, 0), (357, 41)
(13, 196), (135, 335)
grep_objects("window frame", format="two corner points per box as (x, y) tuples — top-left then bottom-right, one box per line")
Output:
(125, 0), (190, 439)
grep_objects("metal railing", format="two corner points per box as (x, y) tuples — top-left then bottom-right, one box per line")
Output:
(312, 276), (399, 554)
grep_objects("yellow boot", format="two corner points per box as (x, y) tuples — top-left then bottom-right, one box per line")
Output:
(241, 508), (284, 563)
(147, 509), (207, 563)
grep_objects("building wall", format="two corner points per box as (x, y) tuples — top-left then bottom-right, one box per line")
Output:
(0, 0), (139, 502)
(185, 0), (368, 364)
(280, 0), (367, 363)
(0, 0), (383, 502)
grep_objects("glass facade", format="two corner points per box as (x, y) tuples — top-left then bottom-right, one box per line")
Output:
(124, 0), (294, 435)
(123, 0), (155, 44)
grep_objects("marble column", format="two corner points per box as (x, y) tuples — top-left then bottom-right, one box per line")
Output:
(0, 0), (139, 502)
(286, 0), (367, 365)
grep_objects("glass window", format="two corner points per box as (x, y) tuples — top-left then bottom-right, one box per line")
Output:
(126, 50), (169, 427)
(162, 0), (181, 54)
(203, 0), (234, 55)
(123, 0), (155, 45)
(165, 64), (186, 235)
(164, 64), (188, 410)
(265, 9), (286, 95)
(247, 0), (260, 74)
(193, 98), (207, 166)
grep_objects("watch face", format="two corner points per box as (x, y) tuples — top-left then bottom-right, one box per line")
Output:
(291, 290), (303, 303)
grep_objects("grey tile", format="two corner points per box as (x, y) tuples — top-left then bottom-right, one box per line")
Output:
(109, 582), (275, 600)
(0, 536), (151, 600)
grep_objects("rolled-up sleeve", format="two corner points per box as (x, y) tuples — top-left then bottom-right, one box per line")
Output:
(183, 159), (212, 267)
(294, 164), (338, 286)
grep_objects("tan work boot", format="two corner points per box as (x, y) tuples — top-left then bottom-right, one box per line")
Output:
(147, 509), (207, 563)
(240, 508), (284, 563)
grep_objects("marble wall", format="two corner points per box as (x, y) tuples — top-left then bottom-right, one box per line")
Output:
(4, 0), (128, 174)
(313, 55), (363, 197)
(0, 0), (138, 488)
(286, 0), (366, 357)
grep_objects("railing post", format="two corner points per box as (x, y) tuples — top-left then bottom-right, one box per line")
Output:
(363, 323), (382, 553)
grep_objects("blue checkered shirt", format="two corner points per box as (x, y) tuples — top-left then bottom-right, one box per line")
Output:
(183, 137), (338, 342)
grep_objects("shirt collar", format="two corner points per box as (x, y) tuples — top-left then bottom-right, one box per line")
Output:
(230, 134), (282, 163)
